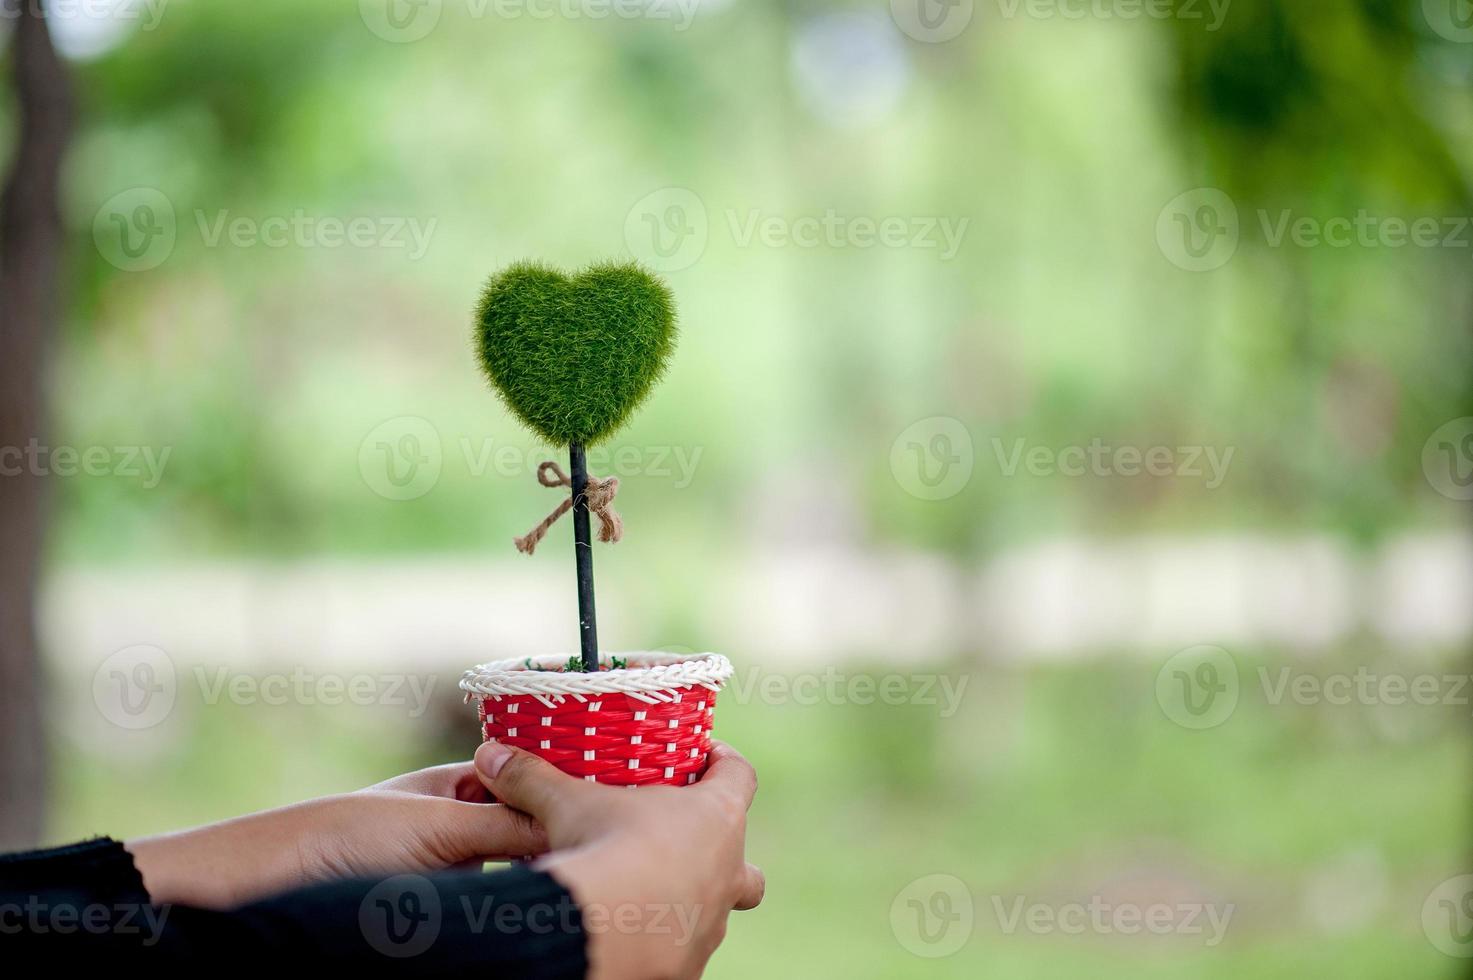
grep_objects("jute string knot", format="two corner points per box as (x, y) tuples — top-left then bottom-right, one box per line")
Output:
(514, 460), (623, 556)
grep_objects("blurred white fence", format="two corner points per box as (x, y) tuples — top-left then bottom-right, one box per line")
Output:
(40, 531), (1473, 674)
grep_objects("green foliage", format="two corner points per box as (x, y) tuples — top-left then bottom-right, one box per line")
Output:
(48, 1), (1473, 558)
(563, 654), (626, 671)
(523, 655), (630, 672)
(1163, 0), (1467, 204)
(474, 261), (676, 447)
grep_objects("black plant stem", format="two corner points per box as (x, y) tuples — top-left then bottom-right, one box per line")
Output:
(569, 442), (599, 672)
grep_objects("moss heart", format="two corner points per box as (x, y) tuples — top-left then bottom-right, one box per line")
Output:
(474, 260), (676, 446)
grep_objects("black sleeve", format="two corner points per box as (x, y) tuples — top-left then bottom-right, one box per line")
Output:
(0, 838), (587, 975)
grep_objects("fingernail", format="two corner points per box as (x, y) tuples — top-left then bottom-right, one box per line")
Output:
(476, 740), (513, 780)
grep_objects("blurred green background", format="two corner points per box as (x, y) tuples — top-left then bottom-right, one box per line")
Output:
(8, 0), (1473, 976)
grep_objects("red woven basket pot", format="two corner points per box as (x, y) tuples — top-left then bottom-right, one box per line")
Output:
(459, 653), (734, 786)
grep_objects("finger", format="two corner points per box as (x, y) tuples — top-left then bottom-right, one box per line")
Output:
(734, 862), (765, 911)
(447, 799), (550, 859)
(473, 741), (591, 826)
(696, 741), (758, 811)
(411, 795), (550, 865)
(447, 763), (496, 803)
(372, 762), (478, 800)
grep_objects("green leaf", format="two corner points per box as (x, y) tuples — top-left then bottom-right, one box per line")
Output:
(474, 261), (677, 446)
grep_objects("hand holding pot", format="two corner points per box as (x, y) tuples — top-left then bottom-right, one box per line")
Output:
(129, 760), (549, 909)
(474, 738), (765, 980)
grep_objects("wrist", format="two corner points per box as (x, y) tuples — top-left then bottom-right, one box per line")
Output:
(540, 849), (685, 980)
(127, 800), (325, 909)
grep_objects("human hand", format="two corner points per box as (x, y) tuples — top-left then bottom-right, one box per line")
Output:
(128, 760), (547, 909)
(302, 760), (550, 879)
(473, 739), (764, 980)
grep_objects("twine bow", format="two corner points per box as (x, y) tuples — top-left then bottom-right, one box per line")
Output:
(514, 461), (623, 556)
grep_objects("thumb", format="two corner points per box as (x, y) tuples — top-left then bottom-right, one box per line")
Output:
(418, 796), (550, 863)
(474, 741), (588, 831)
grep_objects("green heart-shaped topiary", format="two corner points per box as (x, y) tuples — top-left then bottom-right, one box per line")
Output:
(474, 260), (677, 446)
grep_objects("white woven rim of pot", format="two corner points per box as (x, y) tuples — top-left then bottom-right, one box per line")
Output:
(459, 653), (733, 706)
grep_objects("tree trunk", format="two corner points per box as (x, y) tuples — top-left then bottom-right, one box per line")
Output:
(0, 3), (73, 849)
